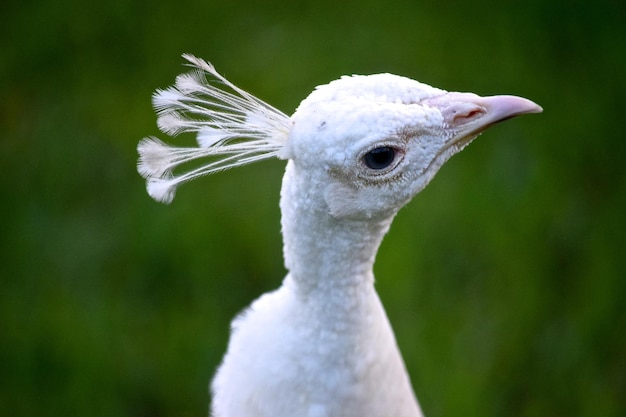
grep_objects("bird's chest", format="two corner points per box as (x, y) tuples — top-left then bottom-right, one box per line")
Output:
(218, 285), (403, 416)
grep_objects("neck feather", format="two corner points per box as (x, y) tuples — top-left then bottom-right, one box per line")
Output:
(279, 161), (393, 296)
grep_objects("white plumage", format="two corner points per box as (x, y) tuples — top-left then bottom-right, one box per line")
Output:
(138, 55), (542, 417)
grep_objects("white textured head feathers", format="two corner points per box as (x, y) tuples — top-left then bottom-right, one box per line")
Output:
(137, 54), (291, 203)
(137, 55), (541, 204)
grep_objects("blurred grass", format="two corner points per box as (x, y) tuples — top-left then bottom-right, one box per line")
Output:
(1, 0), (624, 416)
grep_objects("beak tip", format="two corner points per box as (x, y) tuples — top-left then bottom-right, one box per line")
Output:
(484, 95), (543, 121)
(521, 98), (543, 115)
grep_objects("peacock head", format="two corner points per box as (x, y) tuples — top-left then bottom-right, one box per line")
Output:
(284, 74), (542, 219)
(138, 55), (541, 219)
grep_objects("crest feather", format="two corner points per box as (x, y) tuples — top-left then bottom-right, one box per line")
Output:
(138, 54), (291, 203)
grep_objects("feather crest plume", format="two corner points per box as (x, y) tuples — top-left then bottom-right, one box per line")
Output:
(137, 54), (291, 203)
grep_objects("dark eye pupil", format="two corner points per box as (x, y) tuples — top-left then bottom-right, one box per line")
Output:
(364, 147), (396, 170)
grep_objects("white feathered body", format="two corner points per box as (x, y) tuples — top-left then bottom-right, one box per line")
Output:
(211, 273), (420, 417)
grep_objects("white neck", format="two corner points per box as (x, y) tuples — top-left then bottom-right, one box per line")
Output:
(272, 161), (423, 417)
(212, 160), (423, 417)
(280, 161), (394, 297)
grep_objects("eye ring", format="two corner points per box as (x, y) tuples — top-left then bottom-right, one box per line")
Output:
(363, 146), (398, 170)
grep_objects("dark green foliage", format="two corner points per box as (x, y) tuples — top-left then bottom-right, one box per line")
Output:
(1, 0), (624, 415)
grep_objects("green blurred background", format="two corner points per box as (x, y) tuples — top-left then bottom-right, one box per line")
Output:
(1, 0), (624, 416)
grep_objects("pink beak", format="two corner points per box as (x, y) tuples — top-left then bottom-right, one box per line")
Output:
(428, 92), (542, 138)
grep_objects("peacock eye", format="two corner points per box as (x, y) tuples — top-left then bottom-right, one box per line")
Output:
(363, 146), (397, 170)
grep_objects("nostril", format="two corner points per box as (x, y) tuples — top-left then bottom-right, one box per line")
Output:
(465, 109), (483, 118)
(445, 105), (486, 127)
(452, 108), (485, 124)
